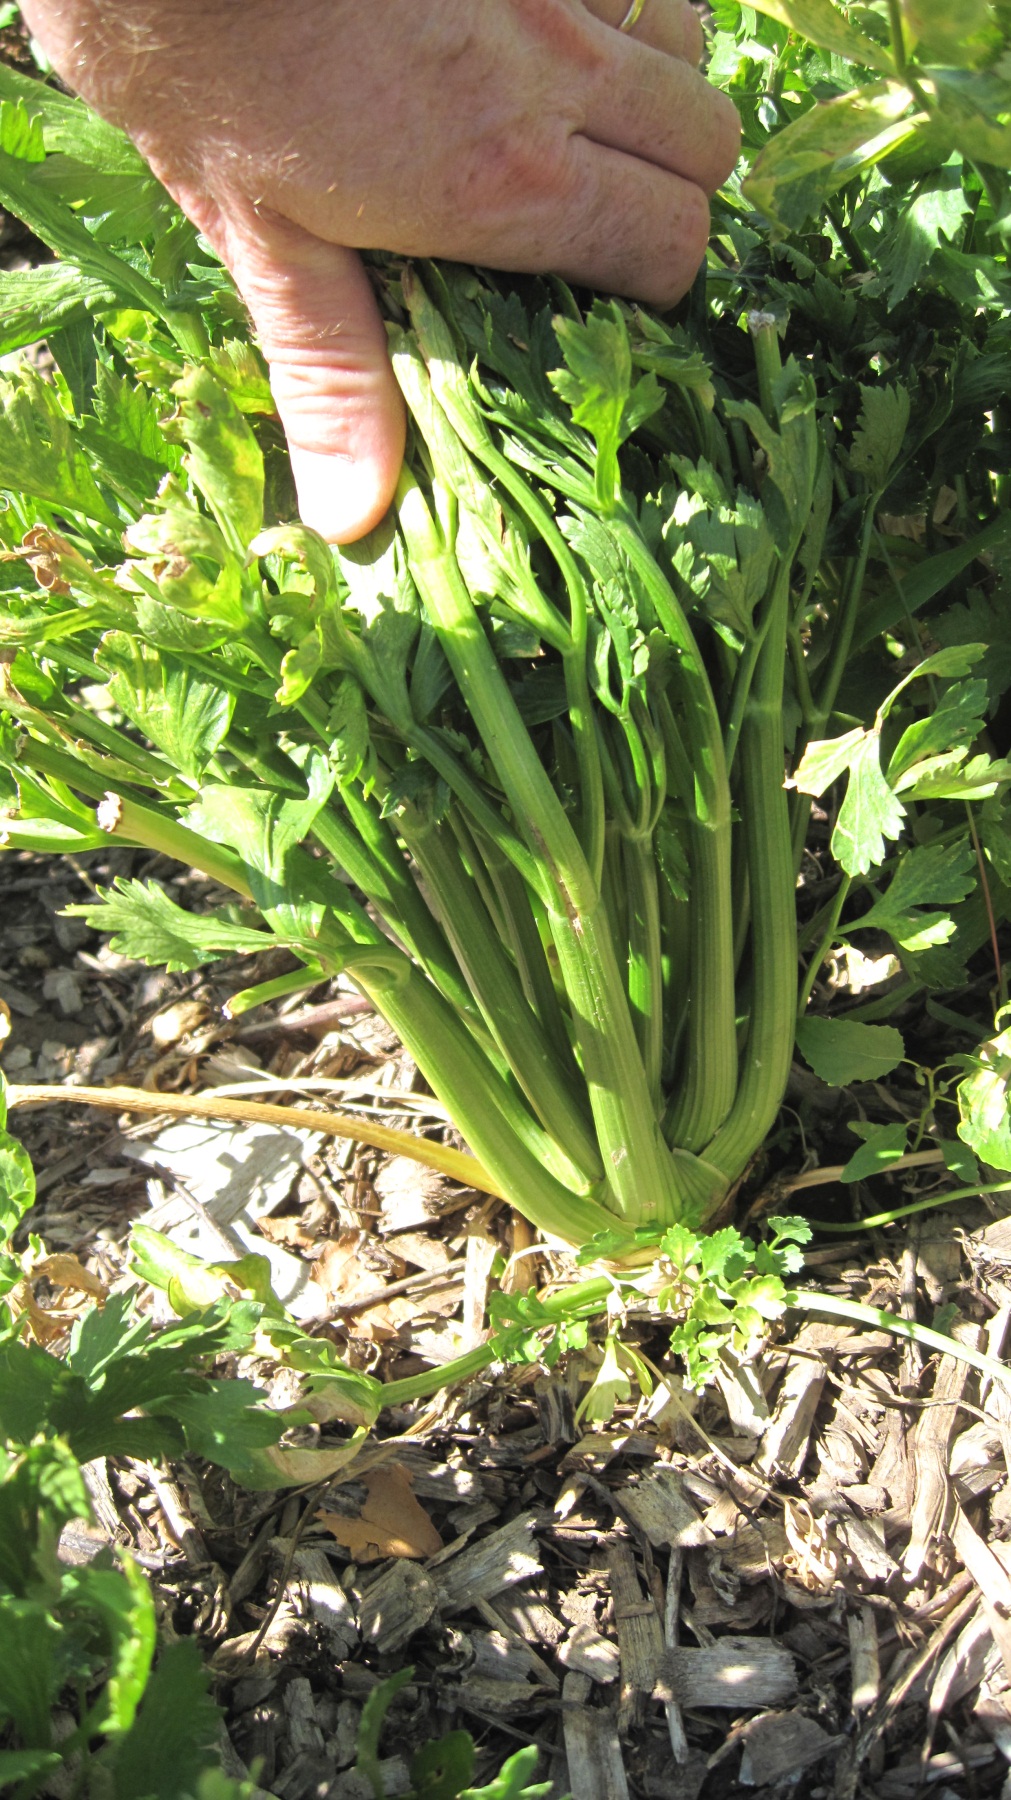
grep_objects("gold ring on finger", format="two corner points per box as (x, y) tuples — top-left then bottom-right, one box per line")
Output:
(618, 0), (646, 29)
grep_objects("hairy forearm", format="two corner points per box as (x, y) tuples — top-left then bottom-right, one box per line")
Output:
(20, 0), (276, 143)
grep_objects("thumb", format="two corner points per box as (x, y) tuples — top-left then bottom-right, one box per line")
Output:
(222, 210), (406, 543)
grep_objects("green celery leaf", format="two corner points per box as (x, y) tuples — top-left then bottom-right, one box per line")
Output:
(931, 590), (1011, 715)
(665, 487), (774, 643)
(982, 795), (1011, 886)
(0, 264), (119, 357)
(898, 750), (1011, 801)
(462, 1746), (553, 1798)
(887, 679), (988, 782)
(61, 1558), (156, 1736)
(929, 66), (1011, 166)
(903, 0), (999, 64)
(796, 1015), (906, 1084)
(207, 340), (274, 414)
(766, 1215), (814, 1246)
(957, 1023), (1011, 1169)
(550, 301), (663, 511)
(0, 1128), (35, 1244)
(857, 515), (1011, 648)
(49, 313), (97, 416)
(851, 839), (976, 951)
(31, 156), (176, 245)
(187, 768), (335, 927)
(630, 312), (715, 407)
(698, 1227), (752, 1284)
(847, 382), (910, 490)
(167, 1379), (284, 1481)
(85, 362), (182, 479)
(0, 369), (119, 526)
(575, 1334), (632, 1424)
(65, 878), (272, 973)
(743, 83), (915, 230)
(0, 1602), (63, 1745)
(99, 632), (235, 783)
(875, 166), (971, 305)
(0, 147), (162, 313)
(0, 1436), (90, 1600)
(328, 675), (375, 788)
(724, 354), (819, 547)
(940, 1137), (979, 1184)
(728, 1272), (788, 1322)
(171, 365), (264, 554)
(0, 63), (152, 176)
(107, 1638), (220, 1800)
(410, 1730), (475, 1798)
(0, 1751), (63, 1787)
(747, 0), (894, 70)
(0, 1337), (66, 1444)
(793, 725), (866, 795)
(0, 97), (43, 161)
(833, 732), (907, 876)
(354, 1669), (415, 1797)
(840, 1119), (909, 1180)
(131, 595), (231, 655)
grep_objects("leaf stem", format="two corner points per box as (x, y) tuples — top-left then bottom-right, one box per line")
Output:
(7, 1083), (504, 1196)
(380, 1278), (613, 1406)
(811, 1176), (1011, 1232)
(787, 1287), (1011, 1391)
(797, 874), (852, 1016)
(399, 470), (684, 1225)
(705, 565), (796, 1181)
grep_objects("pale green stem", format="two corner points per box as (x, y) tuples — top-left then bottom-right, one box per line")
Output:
(399, 470), (687, 1225)
(788, 1289), (1011, 1392)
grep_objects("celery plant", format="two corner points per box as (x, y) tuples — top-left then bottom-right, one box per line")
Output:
(2, 18), (1011, 1263)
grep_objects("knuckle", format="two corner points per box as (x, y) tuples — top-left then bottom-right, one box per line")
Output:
(455, 127), (565, 223)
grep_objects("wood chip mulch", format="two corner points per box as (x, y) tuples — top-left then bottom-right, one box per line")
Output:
(6, 849), (1011, 1800)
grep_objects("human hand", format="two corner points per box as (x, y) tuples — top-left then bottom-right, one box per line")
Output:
(21, 0), (740, 541)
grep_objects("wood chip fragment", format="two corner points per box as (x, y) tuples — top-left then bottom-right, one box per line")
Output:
(904, 1322), (980, 1579)
(715, 1350), (770, 1440)
(282, 1677), (324, 1757)
(736, 1709), (840, 1785)
(561, 1671), (629, 1800)
(558, 1623), (621, 1684)
(664, 1546), (689, 1765)
(286, 1546), (357, 1654)
(927, 1609), (994, 1740)
(619, 1466), (712, 1549)
(951, 1507), (1011, 1688)
(756, 1323), (840, 1479)
(355, 1559), (439, 1655)
(476, 1599), (560, 1690)
(836, 1513), (898, 1584)
(974, 1688), (1011, 1759)
(462, 1215), (500, 1350)
(848, 1604), (880, 1713)
(435, 1510), (541, 1614)
(606, 1539), (664, 1732)
(654, 1638), (798, 1710)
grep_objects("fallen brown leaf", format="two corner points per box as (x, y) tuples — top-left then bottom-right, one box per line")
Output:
(317, 1462), (443, 1563)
